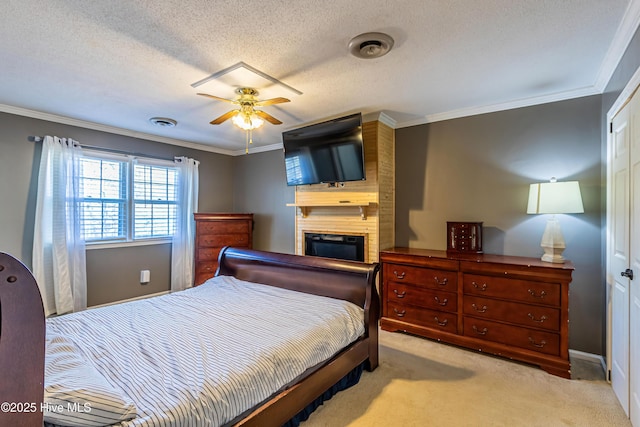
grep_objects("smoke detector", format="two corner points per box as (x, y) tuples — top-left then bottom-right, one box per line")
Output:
(149, 117), (177, 127)
(348, 32), (394, 59)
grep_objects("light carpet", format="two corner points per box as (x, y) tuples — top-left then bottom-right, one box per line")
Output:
(302, 330), (630, 427)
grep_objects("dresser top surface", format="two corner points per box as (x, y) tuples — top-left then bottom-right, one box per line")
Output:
(194, 213), (253, 220)
(380, 247), (575, 270)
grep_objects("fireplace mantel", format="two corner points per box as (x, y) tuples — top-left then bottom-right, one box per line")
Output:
(286, 202), (373, 220)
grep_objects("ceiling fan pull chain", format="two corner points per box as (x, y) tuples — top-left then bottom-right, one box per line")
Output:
(245, 130), (249, 154)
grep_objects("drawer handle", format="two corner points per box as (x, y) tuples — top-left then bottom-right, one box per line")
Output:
(527, 289), (547, 299)
(434, 296), (448, 306)
(528, 337), (547, 348)
(527, 313), (548, 323)
(434, 316), (448, 327)
(471, 303), (487, 313)
(434, 276), (448, 286)
(393, 308), (406, 318)
(472, 325), (488, 335)
(472, 281), (488, 291)
(393, 289), (406, 298)
(393, 271), (406, 279)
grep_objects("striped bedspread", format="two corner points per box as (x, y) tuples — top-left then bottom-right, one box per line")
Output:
(45, 275), (365, 427)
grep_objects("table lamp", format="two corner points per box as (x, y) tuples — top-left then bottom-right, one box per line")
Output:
(526, 178), (584, 263)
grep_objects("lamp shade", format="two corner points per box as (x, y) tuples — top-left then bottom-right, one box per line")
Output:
(527, 180), (584, 214)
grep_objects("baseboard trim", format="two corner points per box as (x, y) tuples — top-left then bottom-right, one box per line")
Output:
(89, 290), (170, 309)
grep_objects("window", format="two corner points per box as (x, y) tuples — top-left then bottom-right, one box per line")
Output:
(78, 151), (178, 244)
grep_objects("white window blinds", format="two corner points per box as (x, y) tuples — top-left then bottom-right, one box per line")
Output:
(78, 152), (178, 244)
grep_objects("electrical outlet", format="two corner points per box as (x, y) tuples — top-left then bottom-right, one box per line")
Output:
(140, 270), (150, 284)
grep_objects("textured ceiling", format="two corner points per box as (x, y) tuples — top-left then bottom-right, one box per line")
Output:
(0, 0), (638, 155)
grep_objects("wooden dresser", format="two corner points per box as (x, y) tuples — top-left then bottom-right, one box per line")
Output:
(379, 247), (574, 378)
(194, 213), (253, 286)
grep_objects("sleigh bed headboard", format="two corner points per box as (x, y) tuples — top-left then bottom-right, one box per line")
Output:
(217, 246), (379, 309)
(216, 246), (380, 372)
(0, 252), (45, 426)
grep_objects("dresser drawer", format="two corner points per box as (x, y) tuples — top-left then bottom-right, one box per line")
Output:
(196, 261), (218, 276)
(194, 214), (253, 287)
(463, 274), (560, 307)
(197, 221), (250, 235)
(463, 317), (560, 356)
(197, 247), (223, 261)
(463, 295), (560, 331)
(386, 301), (458, 333)
(386, 283), (457, 313)
(384, 263), (457, 291)
(198, 233), (250, 247)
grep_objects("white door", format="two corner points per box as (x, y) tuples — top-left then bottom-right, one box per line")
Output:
(611, 86), (640, 426)
(629, 91), (640, 427)
(611, 99), (631, 414)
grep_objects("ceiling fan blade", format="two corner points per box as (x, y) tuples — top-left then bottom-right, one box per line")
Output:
(210, 110), (239, 125)
(197, 93), (238, 104)
(254, 110), (283, 125)
(254, 97), (291, 106)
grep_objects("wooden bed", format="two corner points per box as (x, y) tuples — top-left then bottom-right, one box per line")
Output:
(0, 246), (380, 427)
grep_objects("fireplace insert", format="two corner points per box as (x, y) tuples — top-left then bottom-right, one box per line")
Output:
(304, 233), (365, 262)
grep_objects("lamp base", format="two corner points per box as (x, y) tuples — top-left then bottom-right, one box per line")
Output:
(540, 216), (566, 264)
(541, 250), (566, 264)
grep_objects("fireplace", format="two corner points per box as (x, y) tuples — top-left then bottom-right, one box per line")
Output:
(304, 233), (365, 262)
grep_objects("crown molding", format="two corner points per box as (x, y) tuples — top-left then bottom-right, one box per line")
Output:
(0, 103), (236, 156)
(395, 85), (601, 128)
(593, 0), (640, 92)
(363, 111), (397, 128)
(606, 59), (640, 119)
(230, 142), (283, 156)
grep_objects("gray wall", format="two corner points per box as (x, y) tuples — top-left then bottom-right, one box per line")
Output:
(395, 95), (603, 354)
(232, 149), (295, 254)
(0, 112), (234, 306)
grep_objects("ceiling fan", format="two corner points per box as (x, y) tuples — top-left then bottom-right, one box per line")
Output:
(197, 87), (290, 130)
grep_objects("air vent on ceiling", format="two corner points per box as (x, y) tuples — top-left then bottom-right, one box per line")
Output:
(348, 32), (394, 59)
(149, 117), (177, 127)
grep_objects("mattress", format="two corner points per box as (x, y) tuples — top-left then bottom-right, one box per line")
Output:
(44, 275), (365, 427)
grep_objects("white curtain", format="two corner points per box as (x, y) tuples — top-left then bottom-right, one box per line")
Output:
(33, 136), (87, 316)
(171, 157), (199, 291)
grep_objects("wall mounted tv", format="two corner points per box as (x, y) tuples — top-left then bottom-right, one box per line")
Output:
(282, 113), (365, 186)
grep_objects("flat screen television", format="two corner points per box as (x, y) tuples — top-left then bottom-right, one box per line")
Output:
(282, 113), (365, 186)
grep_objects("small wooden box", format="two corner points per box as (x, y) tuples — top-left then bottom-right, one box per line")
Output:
(447, 222), (483, 253)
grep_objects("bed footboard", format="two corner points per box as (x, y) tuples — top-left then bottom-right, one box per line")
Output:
(0, 253), (45, 427)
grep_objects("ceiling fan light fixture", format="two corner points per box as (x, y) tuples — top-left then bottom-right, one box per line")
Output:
(349, 32), (394, 59)
(149, 117), (177, 127)
(232, 113), (264, 130)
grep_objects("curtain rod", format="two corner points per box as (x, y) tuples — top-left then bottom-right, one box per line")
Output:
(29, 136), (179, 162)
